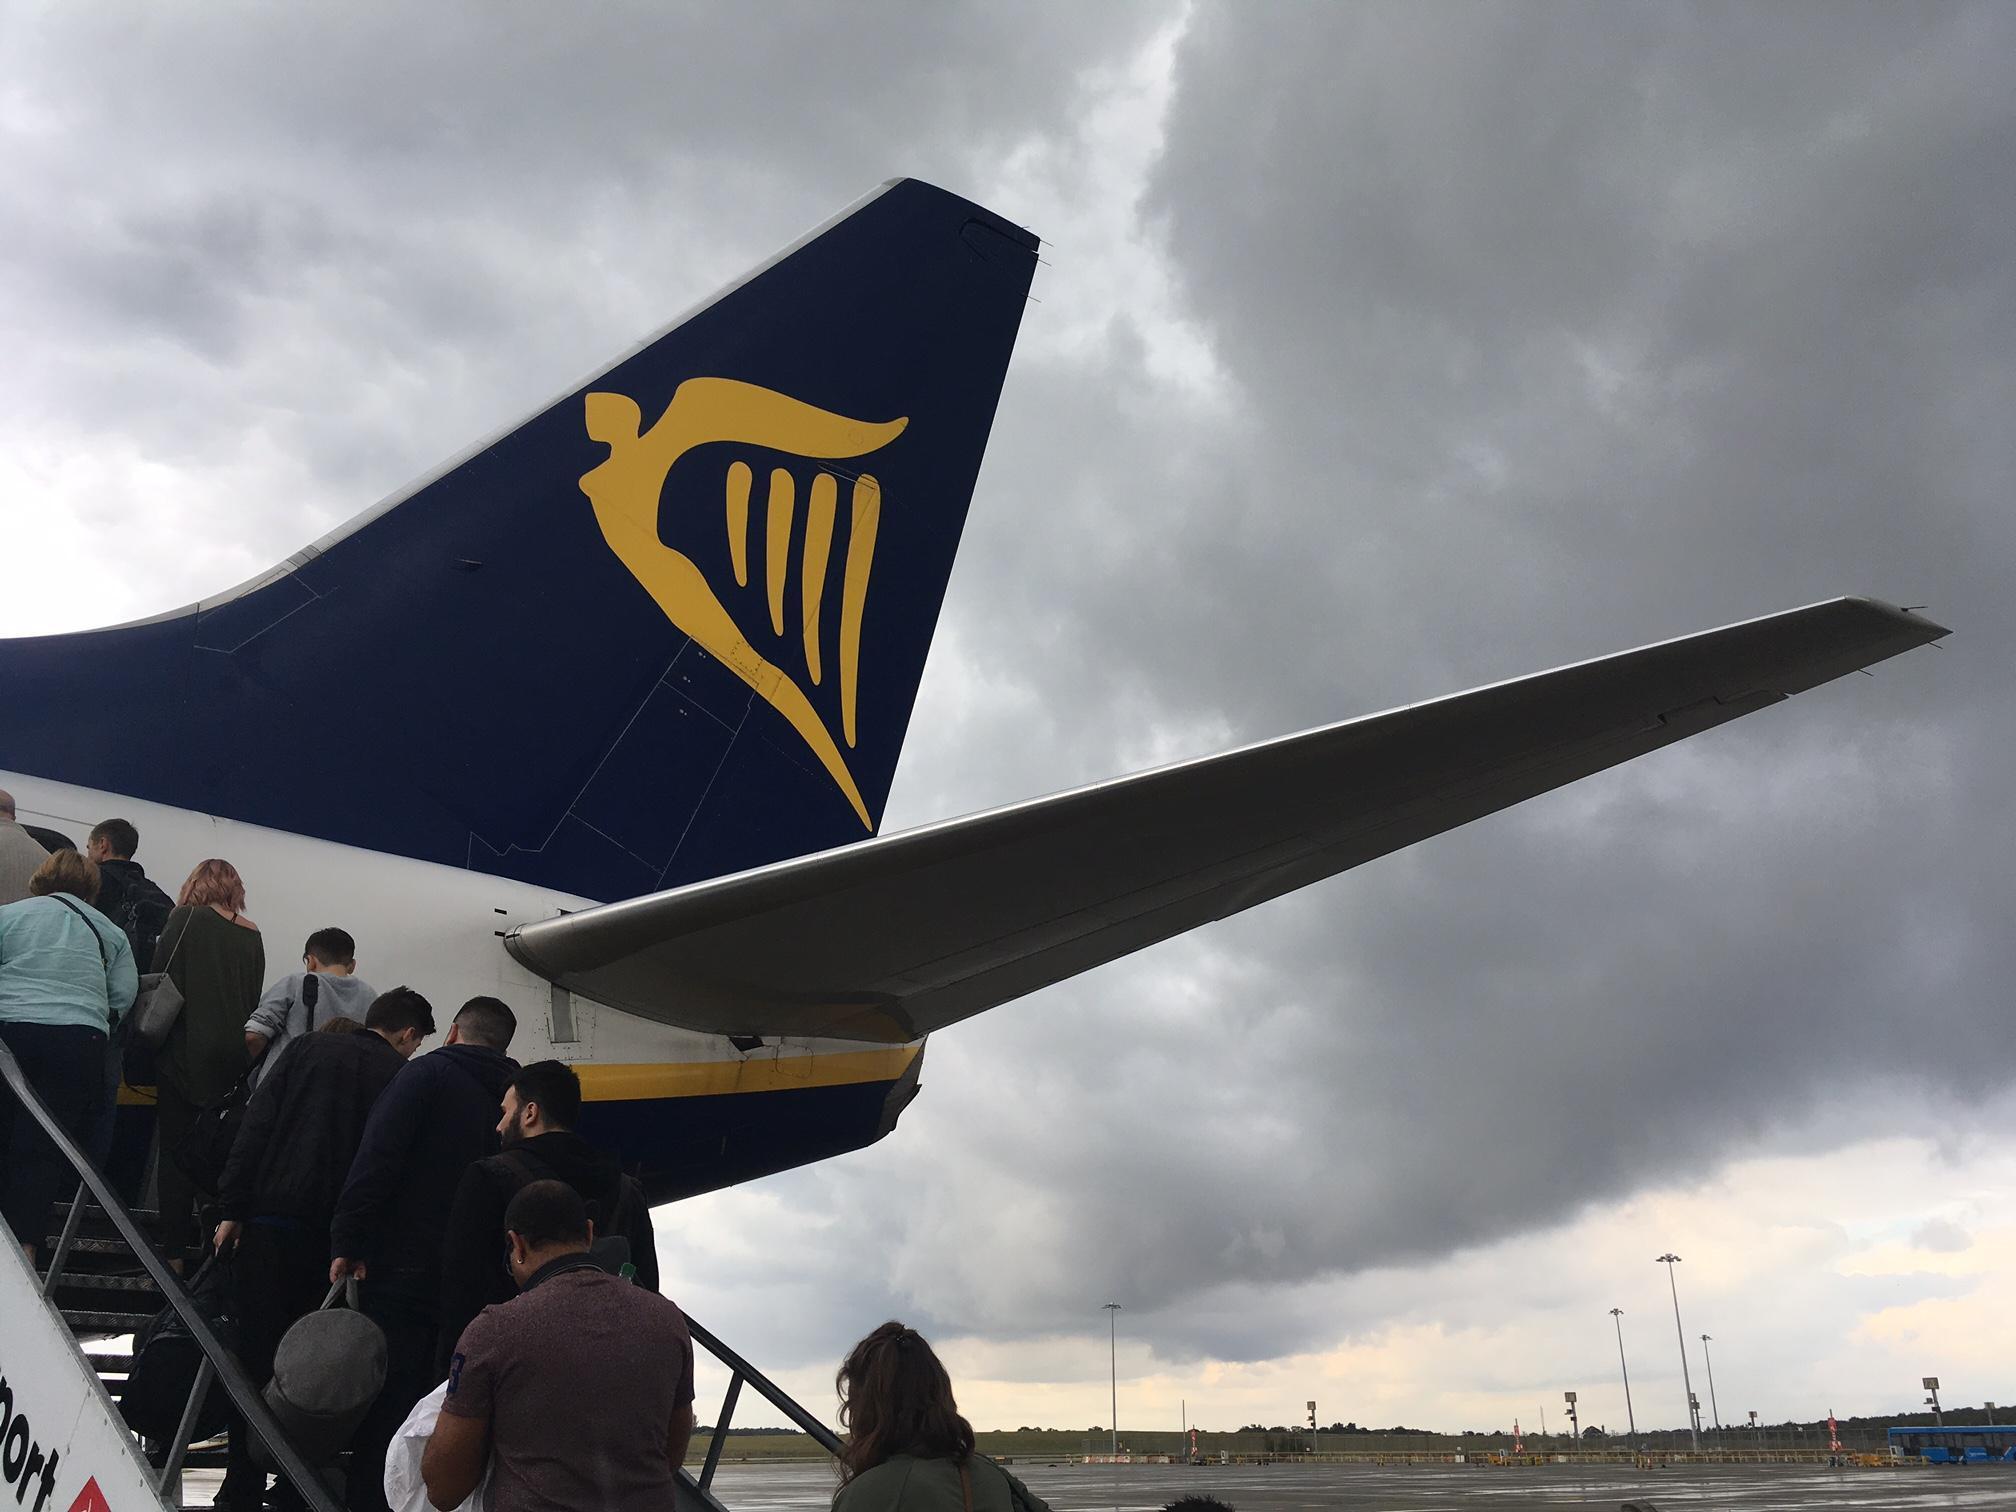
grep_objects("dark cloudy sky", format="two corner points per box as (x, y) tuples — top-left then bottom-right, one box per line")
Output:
(4, 2), (2011, 1434)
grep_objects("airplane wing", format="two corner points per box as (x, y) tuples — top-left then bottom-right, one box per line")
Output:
(505, 597), (1946, 1043)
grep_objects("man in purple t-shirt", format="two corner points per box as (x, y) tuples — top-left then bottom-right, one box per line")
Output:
(423, 1180), (695, 1511)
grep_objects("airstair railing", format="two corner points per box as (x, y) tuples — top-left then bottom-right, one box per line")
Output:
(0, 1039), (343, 1512)
(685, 1313), (843, 1495)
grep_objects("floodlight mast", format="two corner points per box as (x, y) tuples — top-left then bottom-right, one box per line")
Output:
(1610, 1308), (1637, 1438)
(1102, 1303), (1122, 1455)
(1656, 1255), (1700, 1452)
(1700, 1334), (1723, 1439)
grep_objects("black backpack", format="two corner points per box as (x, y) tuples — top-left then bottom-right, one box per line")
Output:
(122, 1252), (238, 1441)
(113, 873), (173, 974)
(496, 1148), (645, 1277)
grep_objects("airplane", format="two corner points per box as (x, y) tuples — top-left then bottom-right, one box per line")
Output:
(0, 178), (1948, 1203)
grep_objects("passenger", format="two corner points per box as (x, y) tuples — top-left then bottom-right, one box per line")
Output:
(0, 850), (138, 1262)
(80, 817), (173, 1172)
(211, 990), (436, 1512)
(245, 926), (379, 1086)
(152, 858), (265, 1263)
(330, 995), (517, 1512)
(0, 789), (51, 906)
(435, 1058), (660, 1371)
(831, 1323), (1053, 1512)
(422, 1180), (695, 1512)
(84, 818), (174, 968)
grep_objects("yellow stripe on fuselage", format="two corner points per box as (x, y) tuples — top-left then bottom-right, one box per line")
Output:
(573, 1046), (918, 1102)
(116, 1046), (918, 1107)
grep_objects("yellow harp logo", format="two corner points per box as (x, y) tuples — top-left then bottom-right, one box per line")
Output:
(579, 377), (906, 829)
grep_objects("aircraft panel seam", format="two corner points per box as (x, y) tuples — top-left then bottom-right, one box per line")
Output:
(561, 810), (664, 874)
(551, 644), (689, 834)
(658, 702), (757, 887)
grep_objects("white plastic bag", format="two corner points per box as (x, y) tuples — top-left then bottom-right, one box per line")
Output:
(384, 1381), (488, 1512)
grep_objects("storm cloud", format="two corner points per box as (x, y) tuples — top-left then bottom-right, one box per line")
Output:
(3, 1), (2009, 1428)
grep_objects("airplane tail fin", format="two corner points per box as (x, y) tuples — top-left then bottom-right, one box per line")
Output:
(0, 180), (1038, 900)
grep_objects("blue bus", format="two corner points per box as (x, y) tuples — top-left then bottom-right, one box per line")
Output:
(1888, 1426), (2016, 1464)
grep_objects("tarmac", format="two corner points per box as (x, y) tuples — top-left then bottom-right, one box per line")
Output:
(704, 1457), (2016, 1511)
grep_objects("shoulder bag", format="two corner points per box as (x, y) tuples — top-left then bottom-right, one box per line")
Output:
(256, 1275), (388, 1468)
(131, 908), (194, 1049)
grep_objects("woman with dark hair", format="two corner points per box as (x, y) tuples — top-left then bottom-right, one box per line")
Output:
(0, 849), (138, 1261)
(833, 1323), (1051, 1512)
(152, 858), (264, 1261)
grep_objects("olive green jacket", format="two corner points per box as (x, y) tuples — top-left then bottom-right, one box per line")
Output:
(833, 1455), (1049, 1512)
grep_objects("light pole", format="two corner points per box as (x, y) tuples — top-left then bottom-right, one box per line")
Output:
(1656, 1254), (1700, 1452)
(1102, 1303), (1122, 1455)
(1922, 1376), (1942, 1427)
(1700, 1334), (1723, 1441)
(1610, 1308), (1637, 1439)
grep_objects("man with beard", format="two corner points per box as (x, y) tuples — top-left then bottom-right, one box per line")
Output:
(434, 1058), (659, 1372)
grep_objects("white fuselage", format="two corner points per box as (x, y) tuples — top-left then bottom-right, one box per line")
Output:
(4, 769), (857, 1081)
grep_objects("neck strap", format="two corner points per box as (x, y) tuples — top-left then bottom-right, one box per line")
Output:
(521, 1252), (602, 1293)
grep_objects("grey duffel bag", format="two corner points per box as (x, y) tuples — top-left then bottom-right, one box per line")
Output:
(253, 1277), (388, 1468)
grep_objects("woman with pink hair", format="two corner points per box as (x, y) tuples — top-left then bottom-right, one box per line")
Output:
(152, 859), (263, 1261)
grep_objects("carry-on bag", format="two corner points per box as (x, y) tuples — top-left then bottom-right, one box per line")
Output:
(120, 1252), (237, 1441)
(253, 1275), (387, 1467)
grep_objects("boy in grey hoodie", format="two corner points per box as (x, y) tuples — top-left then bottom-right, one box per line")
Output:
(245, 927), (378, 1085)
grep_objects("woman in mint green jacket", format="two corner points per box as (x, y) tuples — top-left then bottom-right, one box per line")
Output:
(832, 1324), (1051, 1512)
(0, 848), (137, 1261)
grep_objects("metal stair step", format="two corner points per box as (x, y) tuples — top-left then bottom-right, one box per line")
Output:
(52, 1233), (141, 1257)
(49, 1270), (161, 1293)
(61, 1307), (157, 1333)
(45, 1203), (160, 1230)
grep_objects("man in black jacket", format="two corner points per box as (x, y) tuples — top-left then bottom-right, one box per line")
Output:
(209, 988), (434, 1512)
(329, 995), (517, 1512)
(82, 817), (173, 1177)
(85, 817), (173, 965)
(435, 1059), (660, 1371)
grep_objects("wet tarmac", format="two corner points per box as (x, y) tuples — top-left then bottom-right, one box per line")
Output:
(704, 1457), (2016, 1511)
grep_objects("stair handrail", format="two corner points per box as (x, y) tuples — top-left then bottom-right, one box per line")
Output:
(680, 1311), (842, 1500)
(685, 1314), (844, 1453)
(0, 1038), (344, 1512)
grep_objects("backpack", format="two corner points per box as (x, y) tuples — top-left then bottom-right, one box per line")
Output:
(122, 1252), (238, 1441)
(112, 872), (173, 975)
(249, 972), (321, 1088)
(495, 1148), (645, 1277)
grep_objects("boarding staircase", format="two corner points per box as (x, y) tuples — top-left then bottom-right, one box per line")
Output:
(1, 1042), (838, 1512)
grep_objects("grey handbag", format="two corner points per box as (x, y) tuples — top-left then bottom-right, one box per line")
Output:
(255, 1276), (388, 1468)
(131, 913), (191, 1048)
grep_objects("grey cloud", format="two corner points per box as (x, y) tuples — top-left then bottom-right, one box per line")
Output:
(678, 2), (2015, 1375)
(1909, 1218), (1972, 1254)
(7, 0), (2012, 1410)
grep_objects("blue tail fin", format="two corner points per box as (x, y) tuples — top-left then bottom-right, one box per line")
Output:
(0, 180), (1038, 900)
